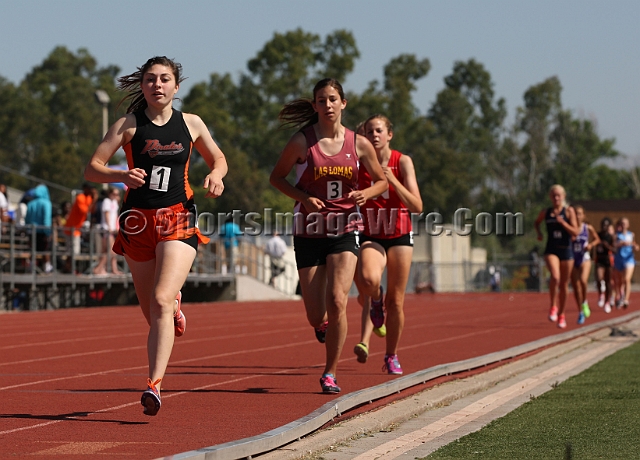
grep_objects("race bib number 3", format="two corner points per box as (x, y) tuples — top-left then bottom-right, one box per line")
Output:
(150, 166), (170, 192)
(327, 181), (342, 200)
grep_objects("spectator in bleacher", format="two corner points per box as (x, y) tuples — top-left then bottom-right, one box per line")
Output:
(64, 183), (98, 256)
(93, 186), (122, 275)
(265, 231), (287, 286)
(222, 214), (242, 274)
(0, 183), (9, 223)
(15, 188), (36, 226)
(24, 184), (53, 273)
(59, 201), (71, 226)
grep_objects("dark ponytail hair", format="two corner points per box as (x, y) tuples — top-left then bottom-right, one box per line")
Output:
(278, 78), (345, 130)
(117, 56), (186, 114)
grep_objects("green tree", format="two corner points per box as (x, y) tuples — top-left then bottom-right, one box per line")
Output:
(482, 76), (563, 217)
(551, 112), (618, 199)
(1, 46), (120, 198)
(423, 59), (504, 216)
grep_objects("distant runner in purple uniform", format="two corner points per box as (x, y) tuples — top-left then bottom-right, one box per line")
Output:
(570, 205), (600, 325)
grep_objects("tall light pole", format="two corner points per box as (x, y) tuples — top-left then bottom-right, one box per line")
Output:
(95, 90), (111, 190)
(94, 90), (110, 140)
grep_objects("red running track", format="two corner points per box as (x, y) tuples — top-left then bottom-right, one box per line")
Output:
(0, 291), (631, 459)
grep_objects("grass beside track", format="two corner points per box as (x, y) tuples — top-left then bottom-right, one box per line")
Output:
(426, 339), (640, 459)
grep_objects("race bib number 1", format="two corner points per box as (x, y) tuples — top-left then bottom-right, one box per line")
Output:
(327, 181), (342, 200)
(150, 166), (170, 192)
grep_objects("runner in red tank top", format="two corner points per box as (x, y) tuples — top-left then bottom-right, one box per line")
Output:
(85, 56), (228, 416)
(270, 79), (387, 394)
(352, 115), (423, 376)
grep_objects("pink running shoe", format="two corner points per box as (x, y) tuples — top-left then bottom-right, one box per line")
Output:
(548, 305), (559, 322)
(141, 378), (162, 416)
(174, 291), (186, 337)
(319, 373), (341, 393)
(369, 286), (385, 328)
(557, 314), (567, 329)
(383, 354), (403, 375)
(314, 321), (328, 343)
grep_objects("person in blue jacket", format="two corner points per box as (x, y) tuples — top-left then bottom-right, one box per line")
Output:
(25, 184), (53, 273)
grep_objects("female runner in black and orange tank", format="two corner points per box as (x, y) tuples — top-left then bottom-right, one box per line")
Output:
(85, 56), (228, 416)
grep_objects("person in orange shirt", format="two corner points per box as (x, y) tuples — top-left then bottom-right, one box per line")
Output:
(64, 183), (98, 257)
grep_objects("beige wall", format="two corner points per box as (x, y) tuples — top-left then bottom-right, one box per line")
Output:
(412, 225), (487, 292)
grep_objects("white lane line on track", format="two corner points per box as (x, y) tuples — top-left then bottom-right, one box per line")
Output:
(1, 303), (502, 367)
(350, 340), (621, 460)
(0, 338), (310, 392)
(0, 332), (143, 350)
(0, 327), (501, 437)
(0, 348), (327, 436)
(0, 310), (305, 339)
(1, 300), (484, 346)
(0, 326), (499, 391)
(0, 326), (310, 367)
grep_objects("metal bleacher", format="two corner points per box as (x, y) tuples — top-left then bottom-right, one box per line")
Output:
(0, 222), (298, 311)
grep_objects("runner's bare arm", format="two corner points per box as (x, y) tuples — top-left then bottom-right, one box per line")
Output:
(270, 133), (325, 212)
(184, 113), (228, 198)
(85, 114), (146, 189)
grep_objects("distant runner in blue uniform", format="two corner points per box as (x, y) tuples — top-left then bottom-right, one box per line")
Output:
(612, 217), (638, 309)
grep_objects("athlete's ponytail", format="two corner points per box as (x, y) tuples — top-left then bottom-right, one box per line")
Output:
(278, 98), (317, 130)
(278, 78), (345, 130)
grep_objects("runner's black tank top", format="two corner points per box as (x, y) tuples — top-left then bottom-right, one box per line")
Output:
(122, 109), (194, 209)
(545, 207), (571, 250)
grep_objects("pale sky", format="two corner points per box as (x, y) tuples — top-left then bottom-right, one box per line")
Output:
(2, 0), (639, 165)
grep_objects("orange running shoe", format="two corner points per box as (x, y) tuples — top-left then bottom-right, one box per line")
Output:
(174, 291), (186, 337)
(141, 378), (162, 416)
